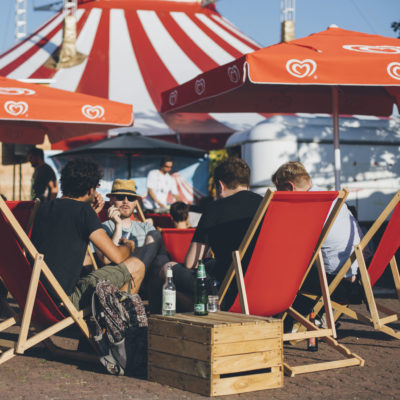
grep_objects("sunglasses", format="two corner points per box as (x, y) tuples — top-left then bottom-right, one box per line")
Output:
(115, 194), (137, 202)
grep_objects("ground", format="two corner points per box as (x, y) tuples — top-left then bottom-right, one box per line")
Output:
(0, 295), (399, 400)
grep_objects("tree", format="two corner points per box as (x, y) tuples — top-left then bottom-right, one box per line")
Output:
(392, 21), (400, 38)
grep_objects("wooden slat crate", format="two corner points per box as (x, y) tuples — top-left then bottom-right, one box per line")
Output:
(148, 311), (283, 396)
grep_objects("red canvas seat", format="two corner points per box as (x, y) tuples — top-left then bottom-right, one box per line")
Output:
(312, 190), (400, 339)
(0, 198), (94, 365)
(161, 228), (195, 264)
(145, 213), (174, 228)
(219, 189), (364, 376)
(5, 200), (39, 235)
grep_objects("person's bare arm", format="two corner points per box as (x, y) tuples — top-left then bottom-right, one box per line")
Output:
(107, 205), (123, 245)
(48, 180), (58, 200)
(184, 241), (208, 269)
(148, 188), (166, 209)
(90, 228), (133, 265)
(91, 192), (105, 214)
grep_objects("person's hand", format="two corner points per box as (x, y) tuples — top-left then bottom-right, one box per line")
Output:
(119, 238), (135, 253)
(108, 205), (121, 224)
(92, 192), (105, 214)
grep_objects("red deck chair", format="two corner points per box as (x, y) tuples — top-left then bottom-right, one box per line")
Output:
(160, 228), (195, 263)
(219, 189), (364, 377)
(145, 213), (174, 228)
(0, 197), (95, 365)
(5, 200), (40, 235)
(312, 190), (400, 339)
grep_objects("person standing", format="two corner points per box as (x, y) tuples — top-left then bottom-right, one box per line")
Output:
(27, 147), (58, 201)
(144, 156), (180, 211)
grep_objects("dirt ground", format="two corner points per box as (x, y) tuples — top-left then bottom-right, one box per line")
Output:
(0, 294), (399, 400)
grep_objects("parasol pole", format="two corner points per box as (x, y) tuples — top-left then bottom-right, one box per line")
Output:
(127, 154), (132, 179)
(332, 86), (341, 190)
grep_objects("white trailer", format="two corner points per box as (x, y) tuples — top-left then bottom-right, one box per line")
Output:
(226, 114), (400, 223)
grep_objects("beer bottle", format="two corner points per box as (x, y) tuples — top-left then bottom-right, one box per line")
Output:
(307, 310), (318, 352)
(162, 266), (176, 316)
(194, 260), (208, 316)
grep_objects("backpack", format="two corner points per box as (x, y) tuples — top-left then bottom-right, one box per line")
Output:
(90, 280), (148, 377)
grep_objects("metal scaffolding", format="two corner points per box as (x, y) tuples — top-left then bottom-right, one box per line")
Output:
(15, 0), (27, 40)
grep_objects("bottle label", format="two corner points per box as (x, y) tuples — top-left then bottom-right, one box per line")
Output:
(194, 303), (206, 313)
(197, 266), (206, 279)
(162, 289), (176, 311)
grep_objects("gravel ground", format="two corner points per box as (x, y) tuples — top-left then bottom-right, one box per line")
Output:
(0, 296), (399, 400)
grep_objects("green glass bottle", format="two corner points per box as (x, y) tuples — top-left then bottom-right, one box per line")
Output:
(194, 260), (208, 316)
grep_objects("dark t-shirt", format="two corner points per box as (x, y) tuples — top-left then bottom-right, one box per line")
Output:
(31, 198), (102, 295)
(31, 163), (57, 201)
(192, 190), (262, 284)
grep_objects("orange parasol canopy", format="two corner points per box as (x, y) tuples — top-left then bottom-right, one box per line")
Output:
(0, 76), (134, 144)
(162, 26), (400, 188)
(162, 26), (400, 115)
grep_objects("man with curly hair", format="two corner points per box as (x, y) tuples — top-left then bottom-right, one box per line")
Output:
(31, 159), (145, 310)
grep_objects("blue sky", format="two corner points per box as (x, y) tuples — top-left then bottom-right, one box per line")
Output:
(0, 0), (398, 54)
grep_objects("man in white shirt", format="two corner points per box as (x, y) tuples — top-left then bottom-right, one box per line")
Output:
(144, 156), (180, 211)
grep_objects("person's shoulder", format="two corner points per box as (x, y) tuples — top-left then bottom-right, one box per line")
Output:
(102, 219), (114, 228)
(232, 190), (262, 204)
(147, 169), (158, 177)
(133, 220), (155, 231)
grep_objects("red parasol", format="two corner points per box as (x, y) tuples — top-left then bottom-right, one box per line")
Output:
(0, 76), (134, 144)
(162, 26), (400, 188)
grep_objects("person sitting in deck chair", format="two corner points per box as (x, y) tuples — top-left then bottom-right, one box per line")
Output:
(96, 179), (164, 265)
(31, 159), (146, 310)
(272, 161), (366, 326)
(170, 201), (191, 229)
(163, 157), (263, 311)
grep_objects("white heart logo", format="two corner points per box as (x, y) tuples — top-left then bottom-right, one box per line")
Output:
(81, 105), (104, 119)
(0, 87), (35, 95)
(169, 90), (178, 106)
(343, 45), (400, 54)
(194, 78), (206, 96)
(286, 59), (317, 78)
(4, 101), (28, 116)
(387, 62), (400, 80)
(227, 65), (240, 83)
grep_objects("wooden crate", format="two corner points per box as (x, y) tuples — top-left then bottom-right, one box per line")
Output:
(148, 311), (283, 396)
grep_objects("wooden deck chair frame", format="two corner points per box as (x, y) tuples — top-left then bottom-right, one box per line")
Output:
(311, 190), (400, 340)
(0, 197), (97, 365)
(219, 189), (364, 377)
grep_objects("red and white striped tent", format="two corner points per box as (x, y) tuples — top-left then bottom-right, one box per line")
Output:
(0, 0), (267, 149)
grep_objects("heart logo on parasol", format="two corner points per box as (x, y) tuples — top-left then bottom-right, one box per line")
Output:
(81, 105), (105, 119)
(387, 62), (400, 80)
(0, 87), (35, 95)
(227, 65), (240, 83)
(286, 59), (317, 78)
(343, 45), (400, 54)
(194, 78), (206, 95)
(4, 101), (28, 116)
(169, 90), (178, 106)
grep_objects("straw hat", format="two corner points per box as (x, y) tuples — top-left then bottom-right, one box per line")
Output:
(106, 179), (140, 198)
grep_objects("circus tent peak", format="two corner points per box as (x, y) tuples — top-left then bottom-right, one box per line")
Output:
(0, 0), (266, 149)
